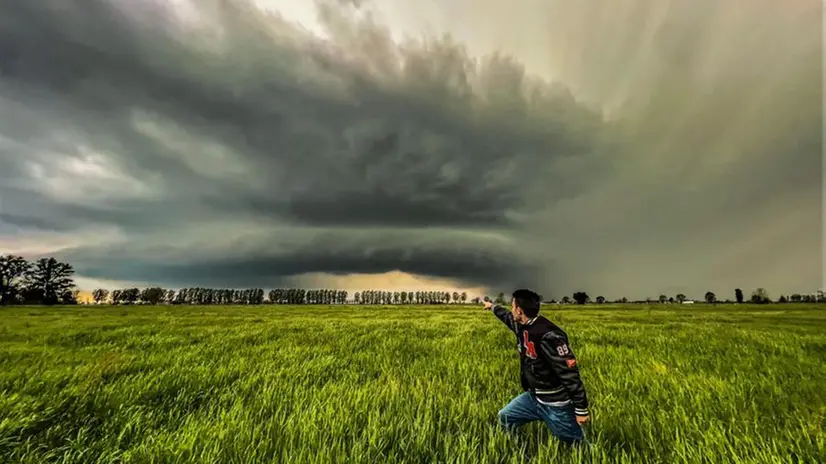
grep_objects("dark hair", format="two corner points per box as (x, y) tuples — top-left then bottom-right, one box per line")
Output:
(512, 289), (541, 318)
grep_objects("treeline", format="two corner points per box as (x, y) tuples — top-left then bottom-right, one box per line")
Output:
(90, 288), (474, 305)
(553, 288), (825, 305)
(354, 290), (468, 305)
(93, 288), (346, 305)
(2, 255), (823, 306)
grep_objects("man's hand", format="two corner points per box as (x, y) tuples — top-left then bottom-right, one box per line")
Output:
(576, 414), (590, 425)
(483, 300), (493, 310)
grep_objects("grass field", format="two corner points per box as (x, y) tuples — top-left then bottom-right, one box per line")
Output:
(0, 304), (824, 463)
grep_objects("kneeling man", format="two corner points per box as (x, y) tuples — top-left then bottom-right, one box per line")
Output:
(484, 290), (590, 444)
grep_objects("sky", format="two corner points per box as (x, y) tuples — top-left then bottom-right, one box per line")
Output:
(0, 0), (822, 301)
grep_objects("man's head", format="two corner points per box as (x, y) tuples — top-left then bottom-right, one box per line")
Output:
(511, 289), (541, 323)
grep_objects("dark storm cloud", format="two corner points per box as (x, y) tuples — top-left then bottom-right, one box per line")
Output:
(0, 0), (600, 290)
(56, 226), (543, 289)
(0, 0), (820, 297)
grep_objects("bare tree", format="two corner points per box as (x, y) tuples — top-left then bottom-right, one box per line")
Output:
(92, 288), (109, 304)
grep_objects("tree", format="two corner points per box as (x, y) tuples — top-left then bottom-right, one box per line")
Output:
(595, 296), (606, 304)
(735, 288), (743, 304)
(63, 290), (79, 305)
(572, 292), (589, 305)
(790, 293), (802, 303)
(92, 288), (109, 304)
(676, 294), (687, 303)
(24, 257), (76, 305)
(658, 295), (668, 304)
(495, 292), (506, 304)
(705, 292), (716, 304)
(140, 287), (165, 305)
(460, 292), (467, 304)
(121, 288), (140, 304)
(0, 255), (31, 305)
(561, 296), (571, 304)
(667, 297), (674, 303)
(778, 295), (788, 303)
(452, 292), (460, 304)
(751, 288), (770, 304)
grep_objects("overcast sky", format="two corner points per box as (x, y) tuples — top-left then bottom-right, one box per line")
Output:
(0, 0), (821, 300)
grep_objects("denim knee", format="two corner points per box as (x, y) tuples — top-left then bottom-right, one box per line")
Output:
(497, 409), (510, 429)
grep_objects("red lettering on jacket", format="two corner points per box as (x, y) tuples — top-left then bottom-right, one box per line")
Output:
(522, 330), (537, 358)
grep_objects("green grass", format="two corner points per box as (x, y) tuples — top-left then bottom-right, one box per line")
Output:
(1, 304), (824, 463)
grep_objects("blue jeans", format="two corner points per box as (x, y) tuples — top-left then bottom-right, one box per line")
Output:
(498, 392), (585, 444)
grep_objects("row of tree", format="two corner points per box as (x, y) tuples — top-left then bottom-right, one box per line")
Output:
(354, 290), (469, 305)
(90, 288), (822, 306)
(546, 288), (821, 305)
(2, 254), (823, 306)
(90, 288), (472, 305)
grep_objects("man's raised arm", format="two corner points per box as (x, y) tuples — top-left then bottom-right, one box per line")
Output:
(483, 299), (516, 332)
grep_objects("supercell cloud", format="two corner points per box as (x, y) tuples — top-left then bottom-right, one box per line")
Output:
(0, 0), (821, 299)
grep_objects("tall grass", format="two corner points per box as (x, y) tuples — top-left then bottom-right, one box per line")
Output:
(1, 304), (824, 463)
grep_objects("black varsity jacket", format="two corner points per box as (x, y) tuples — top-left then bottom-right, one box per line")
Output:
(490, 304), (590, 417)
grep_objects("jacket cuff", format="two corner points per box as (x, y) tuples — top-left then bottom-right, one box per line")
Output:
(574, 407), (589, 417)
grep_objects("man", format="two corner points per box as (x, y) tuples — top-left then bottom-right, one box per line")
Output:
(484, 289), (590, 444)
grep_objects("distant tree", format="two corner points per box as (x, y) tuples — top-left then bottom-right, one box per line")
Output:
(735, 288), (744, 304)
(620, 297), (629, 304)
(471, 297), (480, 304)
(658, 295), (668, 304)
(572, 292), (589, 305)
(121, 288), (140, 304)
(790, 293), (802, 303)
(595, 296), (606, 304)
(751, 288), (770, 304)
(24, 257), (76, 305)
(495, 292), (506, 304)
(140, 287), (165, 305)
(675, 294), (687, 304)
(92, 288), (109, 304)
(705, 292), (716, 304)
(1, 255), (31, 305)
(561, 296), (572, 304)
(62, 290), (79, 305)
(460, 292), (467, 304)
(778, 295), (788, 303)
(452, 292), (460, 304)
